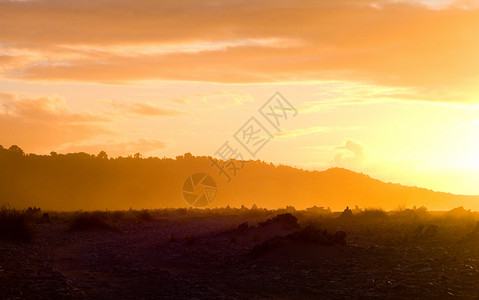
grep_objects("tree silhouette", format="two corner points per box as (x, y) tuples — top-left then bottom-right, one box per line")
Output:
(97, 151), (108, 159)
(8, 145), (24, 156)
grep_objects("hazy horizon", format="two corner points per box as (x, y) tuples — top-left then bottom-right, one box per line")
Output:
(3, 144), (479, 197)
(2, 146), (479, 212)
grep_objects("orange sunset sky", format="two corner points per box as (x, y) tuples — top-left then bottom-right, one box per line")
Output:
(1, 0), (479, 195)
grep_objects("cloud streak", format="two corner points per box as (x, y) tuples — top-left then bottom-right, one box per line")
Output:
(109, 101), (184, 117)
(275, 126), (360, 138)
(173, 91), (255, 108)
(1, 0), (478, 101)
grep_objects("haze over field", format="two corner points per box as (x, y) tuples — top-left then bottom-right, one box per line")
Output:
(1, 147), (478, 211)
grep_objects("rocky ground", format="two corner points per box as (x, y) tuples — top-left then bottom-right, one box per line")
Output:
(2, 210), (479, 299)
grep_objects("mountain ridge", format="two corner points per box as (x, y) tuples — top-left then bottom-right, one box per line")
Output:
(0, 147), (477, 211)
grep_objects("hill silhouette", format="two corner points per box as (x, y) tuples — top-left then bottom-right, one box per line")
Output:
(1, 145), (478, 211)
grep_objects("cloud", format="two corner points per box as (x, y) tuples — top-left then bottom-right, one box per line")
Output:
(0, 93), (173, 155)
(109, 101), (184, 117)
(1, 0), (478, 101)
(0, 93), (111, 152)
(331, 139), (367, 167)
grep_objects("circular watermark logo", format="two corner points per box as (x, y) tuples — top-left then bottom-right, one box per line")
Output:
(181, 173), (217, 207)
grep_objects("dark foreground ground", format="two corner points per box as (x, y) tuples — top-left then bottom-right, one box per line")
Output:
(2, 208), (479, 299)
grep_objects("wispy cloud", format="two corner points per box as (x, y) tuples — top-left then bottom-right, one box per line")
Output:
(173, 91), (255, 108)
(275, 126), (360, 138)
(109, 101), (184, 117)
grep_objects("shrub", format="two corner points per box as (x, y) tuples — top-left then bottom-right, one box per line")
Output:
(176, 208), (188, 215)
(136, 209), (153, 222)
(110, 210), (127, 222)
(248, 226), (347, 258)
(301, 217), (322, 230)
(68, 212), (119, 232)
(37, 212), (52, 224)
(391, 209), (419, 223)
(359, 208), (389, 222)
(0, 205), (33, 242)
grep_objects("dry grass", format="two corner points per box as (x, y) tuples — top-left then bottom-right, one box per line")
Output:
(0, 205), (33, 242)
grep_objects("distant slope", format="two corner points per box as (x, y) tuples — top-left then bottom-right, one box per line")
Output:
(220, 165), (479, 211)
(0, 147), (478, 210)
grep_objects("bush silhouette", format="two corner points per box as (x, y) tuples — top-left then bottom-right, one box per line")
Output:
(136, 209), (153, 222)
(0, 205), (33, 242)
(68, 212), (119, 232)
(358, 208), (389, 222)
